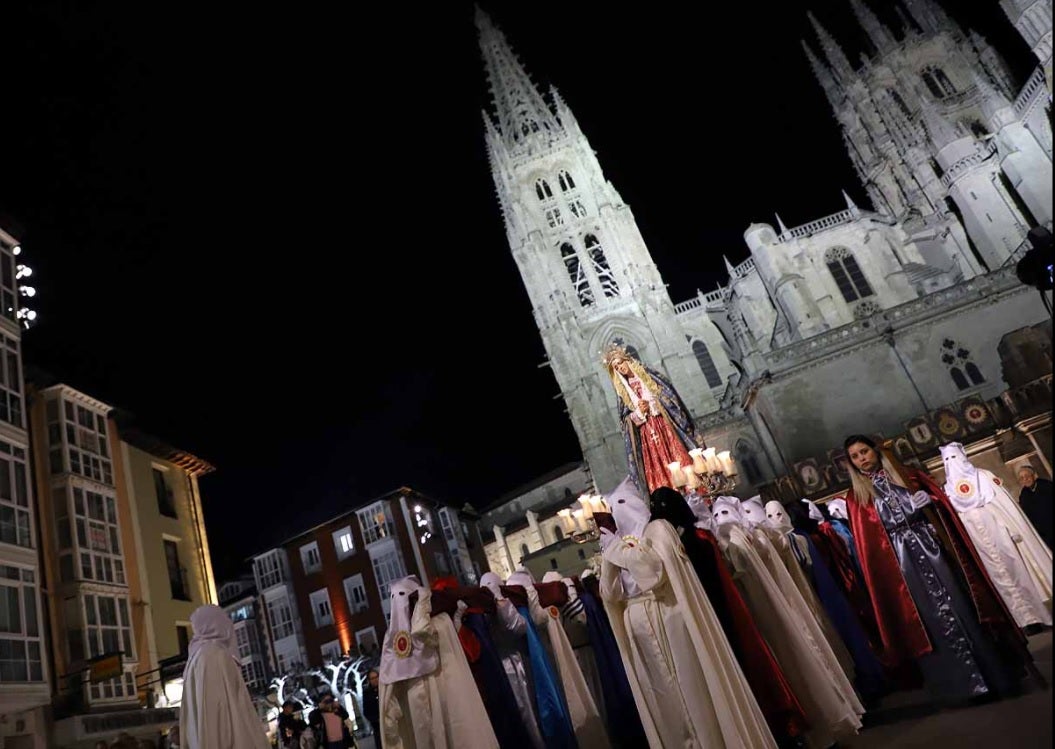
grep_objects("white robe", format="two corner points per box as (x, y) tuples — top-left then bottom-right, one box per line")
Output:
(523, 585), (610, 749)
(601, 519), (777, 749)
(179, 642), (270, 749)
(955, 469), (1052, 627)
(718, 523), (864, 749)
(380, 606), (498, 749)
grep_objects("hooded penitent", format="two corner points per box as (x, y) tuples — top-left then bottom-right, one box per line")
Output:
(379, 576), (499, 749)
(939, 443), (1051, 628)
(180, 605), (270, 749)
(652, 488), (809, 743)
(600, 479), (778, 748)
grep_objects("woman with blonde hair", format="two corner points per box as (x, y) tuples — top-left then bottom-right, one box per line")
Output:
(842, 434), (1036, 704)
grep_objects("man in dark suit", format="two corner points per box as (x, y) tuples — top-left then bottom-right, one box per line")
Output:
(1018, 465), (1053, 548)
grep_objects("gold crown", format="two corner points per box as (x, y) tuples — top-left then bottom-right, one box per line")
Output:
(601, 343), (631, 369)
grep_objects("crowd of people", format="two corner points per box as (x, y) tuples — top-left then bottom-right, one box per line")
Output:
(173, 348), (1050, 748)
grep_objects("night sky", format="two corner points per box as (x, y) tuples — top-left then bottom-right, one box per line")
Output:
(0, 2), (1034, 579)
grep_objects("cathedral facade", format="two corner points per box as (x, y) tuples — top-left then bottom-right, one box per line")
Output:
(478, 1), (1053, 494)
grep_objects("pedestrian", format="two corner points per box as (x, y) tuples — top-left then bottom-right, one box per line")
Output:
(278, 700), (308, 748)
(361, 670), (380, 735)
(309, 693), (355, 749)
(1018, 465), (1053, 549)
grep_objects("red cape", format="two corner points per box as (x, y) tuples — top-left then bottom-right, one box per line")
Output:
(846, 468), (1027, 669)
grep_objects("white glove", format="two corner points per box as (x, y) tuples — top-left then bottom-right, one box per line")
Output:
(909, 490), (932, 510)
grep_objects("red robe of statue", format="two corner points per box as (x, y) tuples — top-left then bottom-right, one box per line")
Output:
(845, 468), (1029, 671)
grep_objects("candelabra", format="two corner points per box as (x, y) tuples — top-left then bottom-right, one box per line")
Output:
(555, 447), (738, 544)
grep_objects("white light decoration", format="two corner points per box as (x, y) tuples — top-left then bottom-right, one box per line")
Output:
(15, 265), (31, 279)
(11, 246), (20, 256)
(19, 286), (35, 297)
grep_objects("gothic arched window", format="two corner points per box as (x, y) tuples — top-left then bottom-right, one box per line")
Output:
(519, 543), (529, 560)
(535, 179), (553, 201)
(584, 234), (619, 297)
(889, 89), (912, 119)
(558, 170), (576, 191)
(561, 242), (594, 307)
(941, 338), (985, 391)
(824, 247), (874, 303)
(692, 340), (723, 387)
(921, 66), (957, 98)
(553, 525), (564, 542)
(735, 440), (762, 484)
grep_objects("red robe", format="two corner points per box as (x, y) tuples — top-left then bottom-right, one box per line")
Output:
(845, 468), (1028, 670)
(693, 528), (809, 739)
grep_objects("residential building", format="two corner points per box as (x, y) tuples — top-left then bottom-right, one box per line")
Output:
(256, 487), (487, 673)
(112, 423), (218, 676)
(0, 226), (49, 749)
(218, 577), (273, 696)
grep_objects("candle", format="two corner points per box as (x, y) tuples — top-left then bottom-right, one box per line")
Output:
(668, 461), (687, 487)
(557, 509), (575, 534)
(578, 494), (595, 519)
(683, 465), (700, 489)
(588, 495), (607, 515)
(717, 450), (735, 476)
(703, 447), (720, 474)
(572, 509), (587, 531)
(689, 448), (707, 474)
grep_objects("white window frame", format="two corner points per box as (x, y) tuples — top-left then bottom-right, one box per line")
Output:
(254, 550), (286, 590)
(371, 547), (407, 616)
(82, 592), (134, 662)
(310, 588), (333, 628)
(0, 439), (32, 549)
(300, 541), (321, 574)
(357, 501), (395, 546)
(343, 574), (368, 614)
(267, 596), (295, 641)
(332, 525), (355, 560)
(0, 565), (43, 683)
(320, 638), (342, 663)
(355, 626), (378, 654)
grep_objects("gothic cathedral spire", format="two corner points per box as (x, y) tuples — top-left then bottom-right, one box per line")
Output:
(848, 0), (896, 55)
(807, 12), (856, 85)
(476, 7), (560, 148)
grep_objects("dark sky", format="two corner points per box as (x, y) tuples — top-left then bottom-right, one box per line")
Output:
(0, 1), (1034, 580)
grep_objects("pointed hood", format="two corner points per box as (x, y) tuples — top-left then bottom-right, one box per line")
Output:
(740, 496), (768, 529)
(607, 475), (650, 542)
(188, 605), (237, 662)
(379, 576), (439, 684)
(711, 496), (744, 527)
(941, 442), (996, 510)
(801, 498), (824, 522)
(765, 500), (794, 533)
(827, 498), (849, 520)
(480, 571), (505, 599)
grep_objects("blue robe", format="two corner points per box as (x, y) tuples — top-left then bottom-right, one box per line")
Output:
(463, 612), (536, 749)
(793, 530), (887, 701)
(516, 605), (577, 748)
(578, 587), (647, 748)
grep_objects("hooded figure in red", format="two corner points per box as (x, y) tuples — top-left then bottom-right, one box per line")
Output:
(842, 434), (1037, 704)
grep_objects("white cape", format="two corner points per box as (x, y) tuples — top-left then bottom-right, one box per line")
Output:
(957, 469), (1052, 626)
(601, 519), (777, 749)
(381, 598), (498, 749)
(179, 642), (270, 749)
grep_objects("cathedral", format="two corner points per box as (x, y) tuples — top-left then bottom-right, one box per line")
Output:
(478, 0), (1053, 495)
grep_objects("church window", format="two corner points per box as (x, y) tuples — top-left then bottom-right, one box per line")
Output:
(610, 337), (640, 361)
(558, 170), (576, 191)
(941, 339), (984, 391)
(561, 243), (594, 307)
(535, 180), (553, 201)
(546, 208), (564, 228)
(519, 544), (529, 560)
(889, 89), (912, 119)
(692, 340), (723, 387)
(967, 120), (988, 138)
(852, 300), (882, 319)
(921, 66), (957, 98)
(585, 234), (619, 297)
(824, 247), (874, 303)
(568, 200), (588, 218)
(553, 525), (564, 542)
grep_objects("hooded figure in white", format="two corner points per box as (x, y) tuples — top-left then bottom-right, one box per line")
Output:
(507, 569), (610, 748)
(479, 572), (545, 749)
(179, 605), (270, 749)
(379, 576), (498, 749)
(542, 570), (605, 723)
(599, 477), (777, 749)
(711, 496), (864, 748)
(941, 443), (1052, 627)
